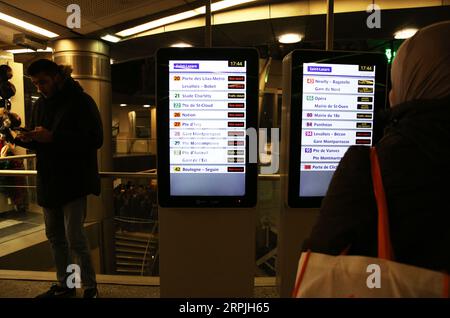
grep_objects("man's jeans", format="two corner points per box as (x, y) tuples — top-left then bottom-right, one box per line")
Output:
(43, 196), (97, 289)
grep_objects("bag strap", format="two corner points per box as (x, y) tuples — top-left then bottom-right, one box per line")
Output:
(370, 147), (394, 261)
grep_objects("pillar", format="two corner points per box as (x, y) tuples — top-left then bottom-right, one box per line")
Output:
(52, 39), (115, 273)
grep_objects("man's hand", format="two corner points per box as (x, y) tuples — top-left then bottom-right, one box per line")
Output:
(16, 130), (32, 143)
(28, 126), (53, 143)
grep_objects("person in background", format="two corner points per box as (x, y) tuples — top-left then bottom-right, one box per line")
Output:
(0, 142), (28, 216)
(303, 21), (450, 273)
(15, 59), (103, 298)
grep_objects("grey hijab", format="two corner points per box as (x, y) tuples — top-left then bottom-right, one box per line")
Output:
(390, 21), (450, 106)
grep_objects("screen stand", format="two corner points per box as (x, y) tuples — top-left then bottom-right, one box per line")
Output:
(277, 206), (319, 297)
(159, 207), (256, 297)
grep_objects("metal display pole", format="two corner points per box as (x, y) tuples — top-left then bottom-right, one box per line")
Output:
(205, 0), (212, 48)
(326, 0), (334, 51)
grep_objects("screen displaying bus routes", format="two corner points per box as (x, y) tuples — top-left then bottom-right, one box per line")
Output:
(299, 63), (376, 197)
(168, 60), (248, 196)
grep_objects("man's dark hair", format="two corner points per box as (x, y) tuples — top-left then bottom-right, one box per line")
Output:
(0, 64), (13, 81)
(27, 59), (59, 77)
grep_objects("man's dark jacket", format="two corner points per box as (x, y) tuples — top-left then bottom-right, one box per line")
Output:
(304, 96), (450, 273)
(16, 77), (103, 208)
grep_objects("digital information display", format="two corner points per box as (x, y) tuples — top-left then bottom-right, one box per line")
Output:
(283, 50), (387, 208)
(169, 60), (247, 196)
(299, 63), (376, 197)
(156, 48), (258, 207)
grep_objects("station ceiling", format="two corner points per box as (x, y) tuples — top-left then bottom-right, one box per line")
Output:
(0, 0), (449, 62)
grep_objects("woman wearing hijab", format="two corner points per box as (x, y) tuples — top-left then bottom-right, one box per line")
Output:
(303, 21), (450, 273)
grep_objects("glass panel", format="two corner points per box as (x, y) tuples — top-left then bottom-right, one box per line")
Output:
(0, 157), (43, 245)
(256, 178), (279, 277)
(113, 137), (156, 155)
(0, 170), (280, 278)
(112, 176), (158, 276)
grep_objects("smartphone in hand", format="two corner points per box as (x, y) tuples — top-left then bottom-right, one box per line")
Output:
(15, 128), (33, 142)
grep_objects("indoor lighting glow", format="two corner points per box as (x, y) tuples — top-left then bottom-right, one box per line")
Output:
(278, 33), (302, 44)
(171, 42), (193, 47)
(116, 0), (257, 37)
(0, 12), (58, 38)
(117, 10), (201, 37)
(101, 34), (121, 43)
(7, 47), (53, 54)
(120, 104), (128, 107)
(394, 28), (418, 39)
(143, 105), (151, 108)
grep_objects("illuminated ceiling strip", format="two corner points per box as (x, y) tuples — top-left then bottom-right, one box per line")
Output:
(210, 0), (257, 12)
(0, 12), (59, 38)
(117, 9), (201, 37)
(116, 0), (257, 37)
(7, 47), (53, 54)
(101, 34), (121, 43)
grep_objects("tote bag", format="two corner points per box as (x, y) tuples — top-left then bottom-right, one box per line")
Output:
(292, 147), (449, 298)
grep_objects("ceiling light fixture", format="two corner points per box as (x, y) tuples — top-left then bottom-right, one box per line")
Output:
(171, 42), (193, 47)
(116, 0), (257, 37)
(0, 12), (58, 38)
(143, 104), (151, 108)
(7, 47), (53, 54)
(120, 104), (128, 107)
(278, 33), (302, 44)
(101, 34), (121, 43)
(394, 28), (418, 39)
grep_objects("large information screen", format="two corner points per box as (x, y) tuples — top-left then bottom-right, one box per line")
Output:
(300, 63), (376, 197)
(169, 60), (247, 196)
(157, 48), (258, 208)
(286, 50), (387, 208)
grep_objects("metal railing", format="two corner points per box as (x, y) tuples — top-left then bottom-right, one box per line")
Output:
(0, 154), (36, 161)
(0, 170), (280, 180)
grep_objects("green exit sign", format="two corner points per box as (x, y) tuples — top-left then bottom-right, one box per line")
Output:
(385, 48), (397, 64)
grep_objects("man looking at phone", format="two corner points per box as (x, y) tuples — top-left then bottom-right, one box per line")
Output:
(15, 59), (103, 298)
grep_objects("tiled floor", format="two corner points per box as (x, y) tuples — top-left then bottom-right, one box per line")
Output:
(0, 279), (279, 298)
(0, 211), (44, 244)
